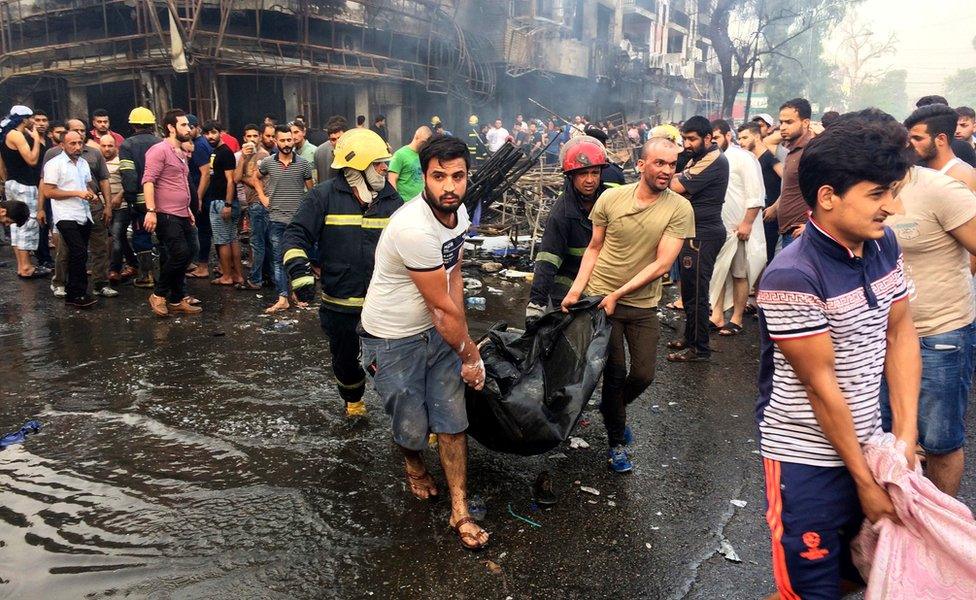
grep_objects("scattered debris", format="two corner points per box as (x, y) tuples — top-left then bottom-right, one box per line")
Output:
(469, 495), (487, 521)
(480, 261), (504, 273)
(569, 437), (590, 449)
(580, 486), (600, 496)
(486, 286), (504, 295)
(1, 419), (42, 450)
(548, 452), (567, 460)
(486, 560), (503, 575)
(463, 278), (483, 291)
(645, 543), (652, 549)
(730, 499), (747, 508)
(465, 297), (486, 310)
(500, 269), (533, 280)
(718, 539), (741, 562)
(507, 503), (542, 528)
(608, 500), (616, 507)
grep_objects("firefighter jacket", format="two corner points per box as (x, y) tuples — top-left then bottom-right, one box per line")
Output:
(529, 181), (609, 306)
(118, 133), (161, 206)
(282, 175), (403, 313)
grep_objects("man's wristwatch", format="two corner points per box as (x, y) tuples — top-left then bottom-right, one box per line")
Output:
(146, 209), (156, 213)
(224, 202), (233, 207)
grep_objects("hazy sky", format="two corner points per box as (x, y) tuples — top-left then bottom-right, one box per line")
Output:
(829, 0), (976, 104)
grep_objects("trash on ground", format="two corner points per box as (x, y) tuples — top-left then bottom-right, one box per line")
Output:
(731, 499), (747, 508)
(0, 419), (42, 450)
(580, 486), (600, 496)
(480, 261), (504, 273)
(548, 452), (567, 460)
(465, 297), (486, 311)
(486, 286), (503, 294)
(569, 437), (590, 449)
(719, 539), (741, 562)
(645, 543), (652, 549)
(507, 503), (542, 528)
(486, 560), (503, 575)
(500, 269), (534, 280)
(463, 278), (483, 291)
(469, 495), (487, 521)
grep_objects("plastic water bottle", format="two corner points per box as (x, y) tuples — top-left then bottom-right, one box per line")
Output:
(465, 297), (486, 311)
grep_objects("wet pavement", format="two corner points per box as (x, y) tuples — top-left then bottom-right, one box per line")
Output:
(2, 245), (975, 600)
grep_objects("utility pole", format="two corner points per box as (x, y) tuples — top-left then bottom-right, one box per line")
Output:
(743, 28), (761, 123)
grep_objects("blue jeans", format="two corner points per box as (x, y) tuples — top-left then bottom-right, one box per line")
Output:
(881, 322), (976, 454)
(110, 207), (136, 271)
(269, 221), (289, 298)
(360, 327), (466, 451)
(249, 203), (270, 285)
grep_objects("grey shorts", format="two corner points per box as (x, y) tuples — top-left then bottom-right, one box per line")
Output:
(730, 239), (749, 279)
(209, 199), (240, 245)
(360, 327), (467, 451)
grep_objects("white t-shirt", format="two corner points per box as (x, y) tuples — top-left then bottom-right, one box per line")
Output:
(486, 127), (509, 152)
(361, 198), (470, 339)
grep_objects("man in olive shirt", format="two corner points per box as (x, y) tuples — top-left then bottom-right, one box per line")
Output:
(562, 138), (694, 473)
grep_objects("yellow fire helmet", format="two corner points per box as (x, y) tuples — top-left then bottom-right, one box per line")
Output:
(128, 106), (156, 125)
(649, 124), (682, 145)
(330, 128), (392, 171)
(468, 115), (479, 126)
(431, 115), (442, 125)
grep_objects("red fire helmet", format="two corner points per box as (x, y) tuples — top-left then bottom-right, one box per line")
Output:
(560, 136), (609, 174)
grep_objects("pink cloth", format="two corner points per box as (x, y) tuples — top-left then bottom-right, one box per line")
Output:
(852, 433), (976, 599)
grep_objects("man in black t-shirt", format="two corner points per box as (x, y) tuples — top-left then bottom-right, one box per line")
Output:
(738, 122), (782, 263)
(202, 120), (245, 286)
(669, 116), (730, 362)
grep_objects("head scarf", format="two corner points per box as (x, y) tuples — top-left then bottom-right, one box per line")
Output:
(0, 105), (33, 140)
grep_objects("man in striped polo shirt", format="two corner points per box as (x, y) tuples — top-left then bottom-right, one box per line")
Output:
(756, 116), (920, 599)
(255, 125), (313, 313)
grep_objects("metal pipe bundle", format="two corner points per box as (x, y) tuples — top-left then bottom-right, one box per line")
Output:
(464, 139), (556, 215)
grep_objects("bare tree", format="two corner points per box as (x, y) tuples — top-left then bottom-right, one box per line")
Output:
(709, 0), (849, 117)
(835, 15), (897, 110)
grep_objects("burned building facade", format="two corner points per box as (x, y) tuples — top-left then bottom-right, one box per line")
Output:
(0, 0), (721, 146)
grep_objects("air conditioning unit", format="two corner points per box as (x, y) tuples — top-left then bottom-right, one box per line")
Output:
(649, 53), (664, 68)
(691, 48), (702, 61)
(666, 63), (682, 76)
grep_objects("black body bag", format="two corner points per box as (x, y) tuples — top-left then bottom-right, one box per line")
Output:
(465, 297), (611, 455)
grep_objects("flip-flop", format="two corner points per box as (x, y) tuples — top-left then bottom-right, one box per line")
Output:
(406, 469), (439, 500)
(235, 281), (261, 290)
(186, 271), (209, 279)
(666, 339), (688, 350)
(451, 516), (489, 551)
(664, 302), (682, 311)
(719, 322), (743, 336)
(667, 348), (709, 362)
(709, 321), (722, 332)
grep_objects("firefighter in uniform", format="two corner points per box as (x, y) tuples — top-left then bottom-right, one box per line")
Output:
(118, 107), (161, 288)
(466, 115), (487, 167)
(282, 128), (403, 418)
(526, 136), (612, 320)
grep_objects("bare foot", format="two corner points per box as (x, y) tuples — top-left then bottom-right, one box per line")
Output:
(405, 467), (439, 500)
(290, 293), (310, 309)
(211, 276), (235, 285)
(188, 266), (210, 278)
(264, 297), (290, 314)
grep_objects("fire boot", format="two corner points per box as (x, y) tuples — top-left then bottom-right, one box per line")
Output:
(133, 251), (155, 288)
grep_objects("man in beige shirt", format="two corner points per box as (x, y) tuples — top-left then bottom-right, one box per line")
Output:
(884, 106), (976, 496)
(562, 137), (694, 472)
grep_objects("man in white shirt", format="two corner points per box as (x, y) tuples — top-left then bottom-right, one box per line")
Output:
(42, 131), (96, 308)
(485, 119), (509, 153)
(708, 120), (766, 335)
(360, 136), (489, 551)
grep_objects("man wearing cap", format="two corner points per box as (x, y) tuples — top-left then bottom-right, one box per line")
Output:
(282, 127), (401, 418)
(751, 113), (775, 139)
(1, 105), (49, 279)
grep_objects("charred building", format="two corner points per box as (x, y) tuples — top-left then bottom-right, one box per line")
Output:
(0, 0), (721, 146)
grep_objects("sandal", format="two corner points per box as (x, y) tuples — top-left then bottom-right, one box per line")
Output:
(667, 348), (709, 362)
(719, 322), (743, 336)
(210, 278), (235, 286)
(709, 321), (722, 332)
(666, 339), (688, 350)
(664, 302), (683, 311)
(406, 468), (439, 500)
(451, 516), (489, 551)
(185, 271), (208, 279)
(744, 304), (758, 316)
(235, 280), (261, 291)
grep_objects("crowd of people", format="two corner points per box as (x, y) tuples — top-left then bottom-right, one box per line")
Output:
(3, 93), (976, 593)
